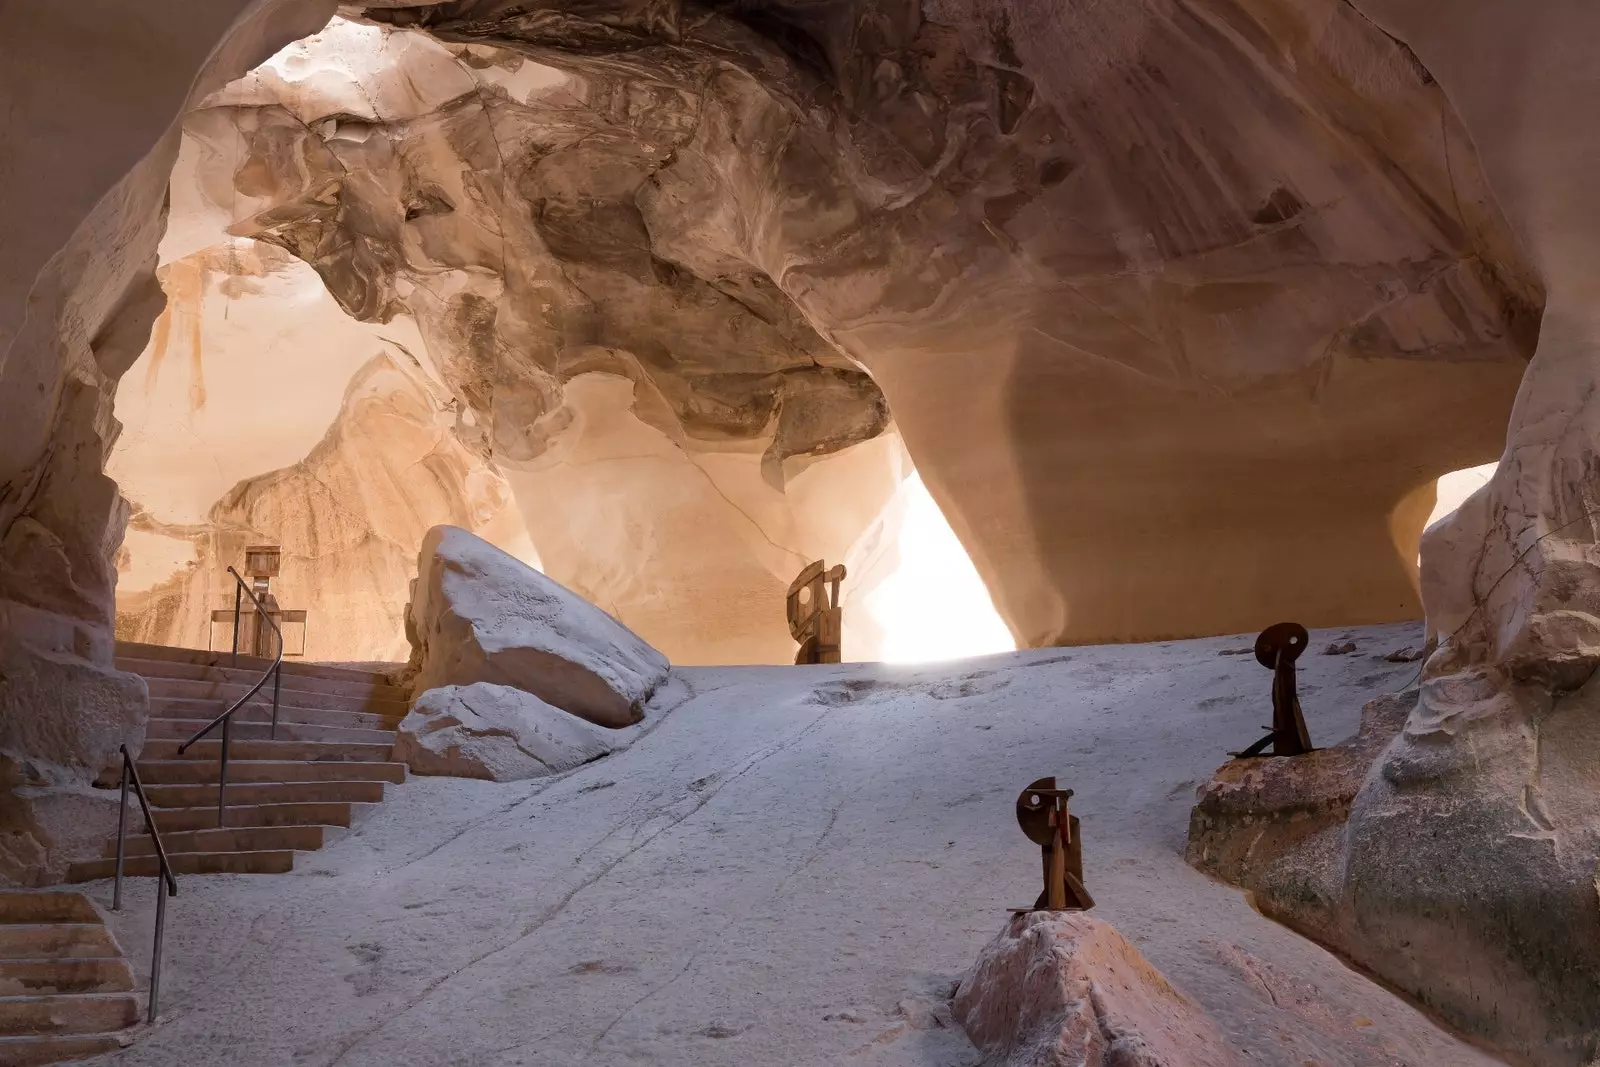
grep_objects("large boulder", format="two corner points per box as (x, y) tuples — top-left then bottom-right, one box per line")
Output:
(395, 682), (616, 781)
(407, 526), (669, 729)
(953, 912), (1243, 1067)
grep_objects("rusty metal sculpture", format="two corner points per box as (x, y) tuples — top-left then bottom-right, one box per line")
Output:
(788, 559), (846, 664)
(1231, 622), (1314, 758)
(1012, 777), (1094, 913)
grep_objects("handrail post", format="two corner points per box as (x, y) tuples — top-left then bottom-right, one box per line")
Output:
(230, 581), (242, 668)
(217, 714), (231, 827)
(149, 876), (167, 1024)
(113, 757), (129, 913)
(271, 659), (282, 740)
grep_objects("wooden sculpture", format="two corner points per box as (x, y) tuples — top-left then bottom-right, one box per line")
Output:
(1013, 776), (1094, 912)
(787, 560), (846, 664)
(1231, 621), (1315, 758)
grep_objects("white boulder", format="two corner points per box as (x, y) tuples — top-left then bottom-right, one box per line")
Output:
(395, 682), (616, 781)
(408, 525), (669, 728)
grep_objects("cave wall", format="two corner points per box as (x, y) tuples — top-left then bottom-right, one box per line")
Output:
(340, 0), (1539, 646)
(0, 0), (338, 885)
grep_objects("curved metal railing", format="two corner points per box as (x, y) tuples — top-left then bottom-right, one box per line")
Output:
(176, 566), (283, 825)
(112, 744), (178, 1024)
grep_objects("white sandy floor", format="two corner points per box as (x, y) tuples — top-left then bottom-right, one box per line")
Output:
(85, 621), (1505, 1067)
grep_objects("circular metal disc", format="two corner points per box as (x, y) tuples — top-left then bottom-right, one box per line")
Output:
(1016, 776), (1057, 846)
(1255, 622), (1309, 670)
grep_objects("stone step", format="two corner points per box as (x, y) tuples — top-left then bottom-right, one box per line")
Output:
(143, 679), (406, 716)
(0, 960), (132, 998)
(141, 780), (385, 809)
(0, 992), (139, 1036)
(148, 697), (403, 730)
(139, 738), (395, 763)
(0, 897), (97, 927)
(135, 759), (405, 787)
(0, 927), (116, 962)
(67, 850), (295, 882)
(144, 718), (396, 746)
(147, 802), (355, 833)
(154, 699), (397, 729)
(105, 824), (325, 858)
(0, 1032), (128, 1065)
(127, 662), (409, 704)
(116, 642), (404, 688)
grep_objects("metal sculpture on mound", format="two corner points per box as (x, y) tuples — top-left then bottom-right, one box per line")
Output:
(787, 560), (846, 664)
(1012, 777), (1094, 912)
(1231, 622), (1314, 758)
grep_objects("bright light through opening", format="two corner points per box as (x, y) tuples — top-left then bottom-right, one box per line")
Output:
(861, 473), (1016, 664)
(1429, 463), (1498, 530)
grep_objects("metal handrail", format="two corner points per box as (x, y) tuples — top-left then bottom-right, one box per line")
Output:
(112, 744), (177, 1024)
(176, 566), (284, 825)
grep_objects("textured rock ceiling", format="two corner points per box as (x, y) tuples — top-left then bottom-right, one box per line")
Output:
(174, 0), (1542, 647)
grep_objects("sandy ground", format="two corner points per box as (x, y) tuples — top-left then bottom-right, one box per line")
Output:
(85, 621), (1504, 1067)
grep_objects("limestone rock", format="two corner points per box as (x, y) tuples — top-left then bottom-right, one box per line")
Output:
(1184, 692), (1412, 940)
(408, 526), (669, 728)
(953, 911), (1243, 1067)
(228, 4), (1537, 646)
(396, 681), (615, 781)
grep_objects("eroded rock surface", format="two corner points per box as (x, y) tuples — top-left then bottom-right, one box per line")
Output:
(408, 525), (669, 728)
(0, 0), (339, 887)
(954, 911), (1243, 1067)
(111, 47), (914, 663)
(396, 680), (616, 780)
(194, 2), (1539, 646)
(1176, 3), (1600, 1062)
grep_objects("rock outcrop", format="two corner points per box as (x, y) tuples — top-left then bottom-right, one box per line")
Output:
(202, 2), (1538, 647)
(953, 911), (1243, 1067)
(408, 525), (668, 728)
(110, 49), (917, 664)
(396, 680), (616, 780)
(1175, 4), (1600, 1063)
(0, 0), (340, 886)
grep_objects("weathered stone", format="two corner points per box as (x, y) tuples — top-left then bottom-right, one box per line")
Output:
(202, 1), (1538, 648)
(1184, 692), (1412, 941)
(1187, 678), (1600, 1066)
(396, 681), (615, 781)
(408, 525), (669, 728)
(953, 911), (1243, 1067)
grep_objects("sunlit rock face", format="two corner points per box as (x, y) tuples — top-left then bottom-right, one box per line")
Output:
(217, 0), (1539, 648)
(107, 17), (914, 665)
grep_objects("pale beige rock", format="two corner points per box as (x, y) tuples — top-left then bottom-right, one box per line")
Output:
(408, 526), (669, 729)
(0, 0), (337, 887)
(953, 911), (1244, 1067)
(396, 681), (615, 780)
(230, 4), (1536, 646)
(1171, 3), (1600, 1062)
(116, 345), (534, 663)
(110, 37), (915, 664)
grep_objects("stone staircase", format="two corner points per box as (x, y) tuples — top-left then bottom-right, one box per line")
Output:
(67, 643), (410, 881)
(0, 891), (138, 1067)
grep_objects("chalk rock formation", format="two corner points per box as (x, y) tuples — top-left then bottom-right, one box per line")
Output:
(109, 35), (913, 665)
(171, 4), (1539, 648)
(396, 681), (615, 780)
(1179, 4), (1600, 1063)
(954, 911), (1242, 1067)
(0, 0), (340, 887)
(408, 525), (668, 728)
(115, 321), (535, 662)
(1184, 692), (1412, 943)
(332, 0), (1539, 646)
